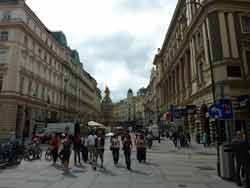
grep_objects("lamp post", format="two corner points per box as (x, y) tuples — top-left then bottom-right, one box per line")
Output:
(180, 0), (220, 175)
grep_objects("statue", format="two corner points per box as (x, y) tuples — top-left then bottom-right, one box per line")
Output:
(102, 86), (112, 104)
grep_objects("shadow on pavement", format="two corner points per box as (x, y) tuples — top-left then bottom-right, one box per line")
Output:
(144, 161), (160, 167)
(98, 167), (117, 176)
(131, 169), (151, 176)
(62, 171), (78, 178)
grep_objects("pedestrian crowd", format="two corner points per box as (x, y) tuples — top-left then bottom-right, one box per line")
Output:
(170, 130), (191, 149)
(48, 128), (154, 173)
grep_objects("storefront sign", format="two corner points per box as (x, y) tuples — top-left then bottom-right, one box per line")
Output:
(208, 99), (233, 119)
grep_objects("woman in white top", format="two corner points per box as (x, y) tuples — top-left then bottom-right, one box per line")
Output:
(110, 135), (120, 166)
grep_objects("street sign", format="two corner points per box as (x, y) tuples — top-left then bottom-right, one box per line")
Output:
(238, 95), (250, 108)
(208, 99), (233, 119)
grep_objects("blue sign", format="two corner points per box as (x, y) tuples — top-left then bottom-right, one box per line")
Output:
(208, 99), (233, 119)
(173, 108), (187, 119)
(238, 95), (250, 108)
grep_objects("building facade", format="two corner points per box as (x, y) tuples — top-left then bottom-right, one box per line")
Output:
(0, 0), (101, 139)
(144, 68), (159, 126)
(112, 88), (146, 128)
(154, 0), (250, 143)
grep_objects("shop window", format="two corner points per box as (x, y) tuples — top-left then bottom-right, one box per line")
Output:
(227, 66), (242, 77)
(241, 16), (250, 33)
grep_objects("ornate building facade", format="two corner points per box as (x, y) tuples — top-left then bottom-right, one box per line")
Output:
(0, 0), (101, 139)
(154, 0), (250, 143)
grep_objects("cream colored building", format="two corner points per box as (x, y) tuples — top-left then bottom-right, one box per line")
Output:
(112, 89), (145, 128)
(144, 68), (158, 126)
(0, 0), (101, 139)
(154, 0), (250, 143)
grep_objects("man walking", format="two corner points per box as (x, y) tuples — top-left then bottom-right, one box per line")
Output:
(232, 131), (250, 187)
(111, 135), (120, 166)
(93, 129), (105, 170)
(87, 131), (96, 164)
(123, 133), (132, 170)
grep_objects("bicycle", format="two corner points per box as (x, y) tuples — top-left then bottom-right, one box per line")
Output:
(45, 147), (52, 161)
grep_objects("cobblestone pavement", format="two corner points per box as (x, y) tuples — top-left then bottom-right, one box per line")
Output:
(0, 139), (239, 188)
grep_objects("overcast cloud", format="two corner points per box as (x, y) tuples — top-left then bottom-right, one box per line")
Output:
(26, 0), (177, 102)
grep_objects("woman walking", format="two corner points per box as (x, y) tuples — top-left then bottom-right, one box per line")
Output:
(62, 127), (72, 173)
(123, 133), (132, 170)
(111, 135), (120, 166)
(80, 136), (88, 163)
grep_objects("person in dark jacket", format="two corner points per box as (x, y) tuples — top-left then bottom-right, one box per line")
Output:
(80, 136), (88, 163)
(62, 129), (72, 173)
(123, 133), (132, 170)
(93, 130), (105, 170)
(74, 133), (81, 165)
(232, 131), (250, 187)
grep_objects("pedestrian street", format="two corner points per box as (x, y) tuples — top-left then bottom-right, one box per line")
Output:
(0, 139), (239, 188)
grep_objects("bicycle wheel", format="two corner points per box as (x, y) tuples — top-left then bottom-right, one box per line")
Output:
(45, 150), (52, 161)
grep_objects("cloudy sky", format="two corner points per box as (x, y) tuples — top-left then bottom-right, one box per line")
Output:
(26, 0), (177, 102)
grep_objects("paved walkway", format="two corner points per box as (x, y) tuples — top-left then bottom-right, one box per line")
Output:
(0, 139), (238, 188)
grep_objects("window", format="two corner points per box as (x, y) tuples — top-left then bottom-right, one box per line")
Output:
(0, 48), (7, 64)
(0, 31), (8, 41)
(227, 66), (242, 77)
(24, 35), (28, 47)
(19, 77), (24, 94)
(41, 87), (45, 100)
(38, 48), (42, 57)
(2, 11), (11, 21)
(27, 80), (32, 95)
(0, 76), (3, 92)
(44, 53), (47, 62)
(198, 62), (204, 83)
(241, 16), (250, 33)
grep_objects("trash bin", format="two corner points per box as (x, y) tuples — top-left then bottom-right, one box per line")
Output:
(219, 143), (234, 179)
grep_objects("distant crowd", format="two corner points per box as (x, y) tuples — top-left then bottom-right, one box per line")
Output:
(46, 127), (155, 173)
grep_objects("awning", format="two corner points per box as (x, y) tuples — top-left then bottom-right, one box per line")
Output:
(87, 121), (105, 128)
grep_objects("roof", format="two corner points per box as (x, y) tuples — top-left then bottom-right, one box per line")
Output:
(51, 31), (68, 48)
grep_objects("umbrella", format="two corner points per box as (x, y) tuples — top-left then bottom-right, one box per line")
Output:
(88, 121), (105, 128)
(105, 132), (114, 137)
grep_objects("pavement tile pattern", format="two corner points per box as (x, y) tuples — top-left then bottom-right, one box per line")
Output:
(0, 139), (239, 188)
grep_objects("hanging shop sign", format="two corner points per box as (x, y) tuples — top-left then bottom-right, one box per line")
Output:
(208, 99), (233, 119)
(186, 105), (197, 114)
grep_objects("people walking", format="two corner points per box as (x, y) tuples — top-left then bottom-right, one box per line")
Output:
(136, 135), (146, 163)
(50, 133), (60, 165)
(87, 132), (96, 164)
(62, 127), (72, 173)
(80, 136), (88, 163)
(123, 133), (132, 170)
(73, 133), (81, 165)
(93, 130), (105, 170)
(111, 135), (120, 166)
